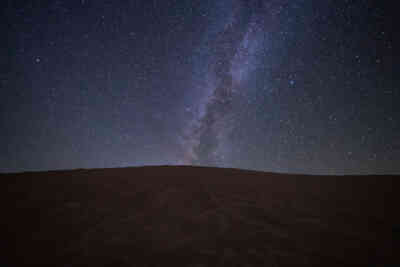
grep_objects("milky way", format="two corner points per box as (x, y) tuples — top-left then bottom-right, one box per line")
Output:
(181, 0), (270, 166)
(2, 0), (399, 174)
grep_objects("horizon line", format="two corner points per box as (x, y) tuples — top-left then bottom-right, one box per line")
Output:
(1, 164), (398, 177)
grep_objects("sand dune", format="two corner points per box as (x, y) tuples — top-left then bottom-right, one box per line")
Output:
(1, 166), (398, 266)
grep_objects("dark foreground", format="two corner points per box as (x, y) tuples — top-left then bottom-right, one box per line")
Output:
(1, 166), (399, 266)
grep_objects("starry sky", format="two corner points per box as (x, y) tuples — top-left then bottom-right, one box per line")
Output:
(1, 0), (399, 174)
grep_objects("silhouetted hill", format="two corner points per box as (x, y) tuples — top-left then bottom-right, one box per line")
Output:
(1, 166), (399, 266)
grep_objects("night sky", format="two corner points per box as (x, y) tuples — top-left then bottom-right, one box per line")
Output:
(1, 0), (399, 174)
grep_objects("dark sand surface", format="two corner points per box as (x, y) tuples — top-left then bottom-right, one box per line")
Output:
(1, 166), (399, 266)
